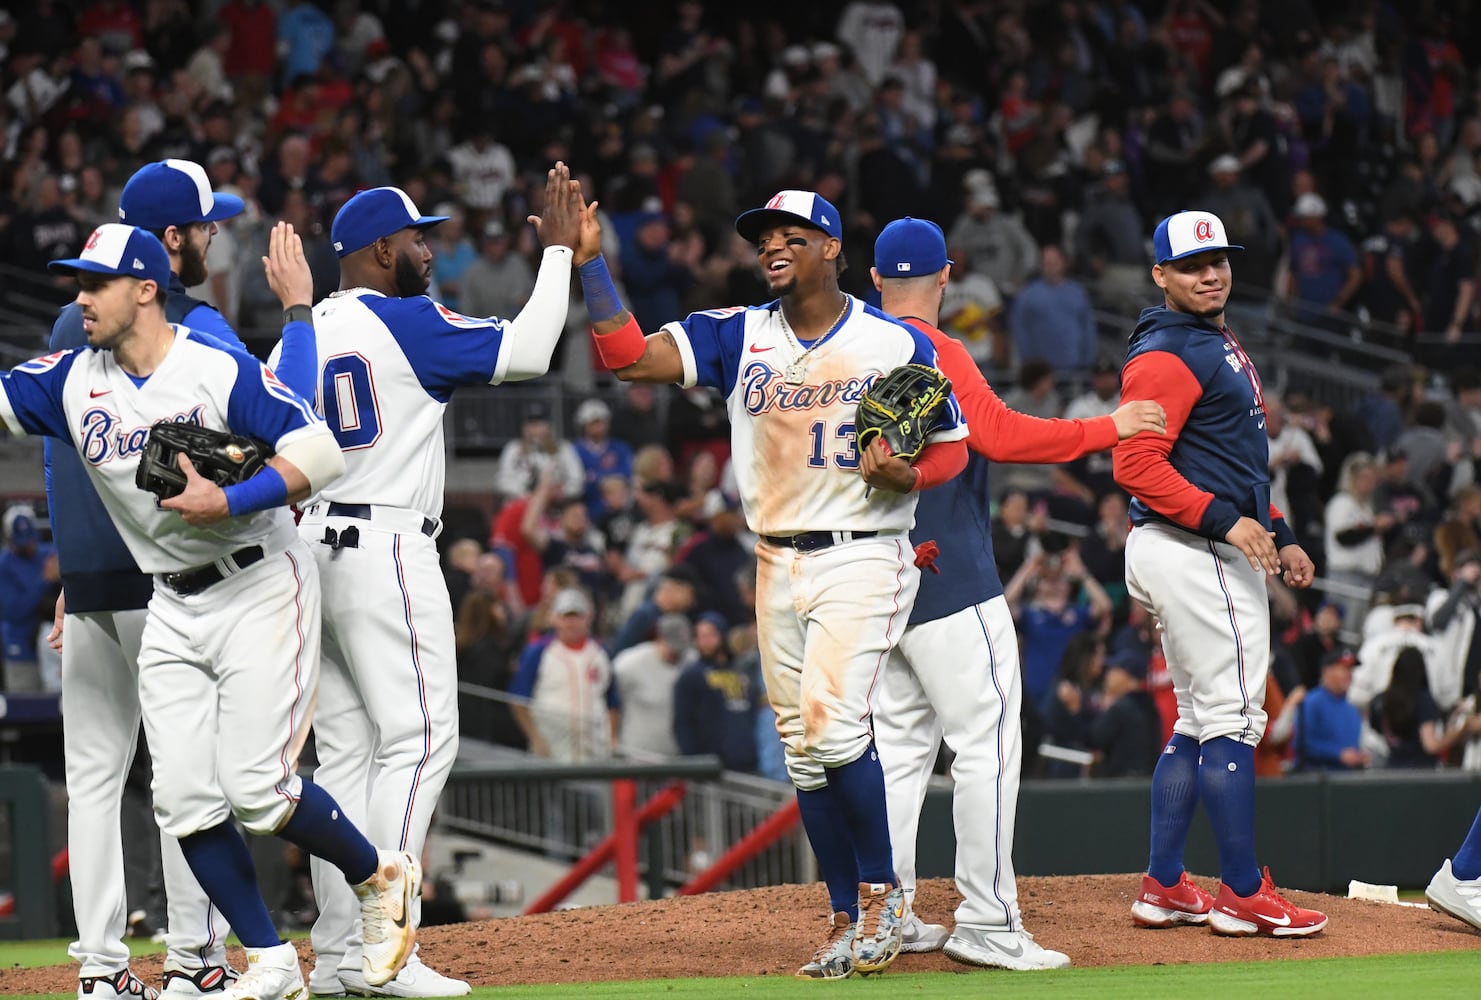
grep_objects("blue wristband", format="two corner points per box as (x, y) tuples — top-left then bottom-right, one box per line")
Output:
(578, 255), (622, 323)
(223, 465), (289, 518)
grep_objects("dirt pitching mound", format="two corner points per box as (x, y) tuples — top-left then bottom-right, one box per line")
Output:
(4, 875), (1475, 993)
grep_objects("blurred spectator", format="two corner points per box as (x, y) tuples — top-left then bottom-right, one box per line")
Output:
(1323, 452), (1388, 620)
(666, 386), (730, 479)
(443, 537), (484, 614)
(990, 489), (1041, 582)
(1040, 632), (1104, 777)
(1353, 603), (1442, 712)
(1143, 90), (1207, 221)
(428, 203), (477, 311)
(219, 0), (275, 84)
(0, 510), (54, 693)
(608, 564), (698, 658)
(1074, 160), (1148, 317)
(1194, 153), (1281, 296)
(613, 613), (693, 758)
(1397, 400), (1452, 496)
(1216, 79), (1292, 217)
(572, 399), (634, 519)
(1266, 394), (1325, 542)
(938, 246), (1006, 369)
(1352, 364), (1416, 455)
(1292, 647), (1371, 771)
(1425, 550), (1481, 711)
(674, 612), (759, 772)
(521, 469), (607, 601)
(945, 182), (1039, 298)
(277, 0), (335, 83)
(447, 124), (516, 214)
(676, 490), (751, 628)
(613, 478), (684, 619)
(1278, 192), (1361, 333)
(495, 400), (584, 501)
(1080, 491), (1131, 611)
(460, 220), (536, 320)
(1291, 601), (1347, 692)
(1089, 647), (1160, 777)
(836, 0), (905, 88)
(1006, 544), (1114, 711)
(1369, 647), (1463, 768)
(1357, 213), (1425, 341)
(1293, 53), (1372, 210)
(455, 551), (526, 749)
(185, 24), (233, 105)
(510, 588), (616, 762)
(1413, 214), (1476, 370)
(1435, 487), (1481, 578)
(1009, 246), (1097, 375)
(995, 360), (1063, 500)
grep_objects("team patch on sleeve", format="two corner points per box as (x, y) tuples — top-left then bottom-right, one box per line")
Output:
(16, 351), (69, 374)
(695, 306), (747, 320)
(259, 363), (318, 422)
(433, 302), (498, 329)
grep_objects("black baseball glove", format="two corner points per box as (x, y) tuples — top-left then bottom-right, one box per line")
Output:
(855, 363), (954, 463)
(135, 421), (274, 501)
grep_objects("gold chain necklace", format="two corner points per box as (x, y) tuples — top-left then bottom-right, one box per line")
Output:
(778, 295), (850, 385)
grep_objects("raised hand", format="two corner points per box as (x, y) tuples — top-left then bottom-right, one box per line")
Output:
(262, 221), (313, 309)
(1111, 399), (1166, 439)
(528, 161), (581, 252)
(569, 178), (604, 266)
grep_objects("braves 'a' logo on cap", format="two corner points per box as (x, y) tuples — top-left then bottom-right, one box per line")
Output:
(766, 192), (787, 210)
(1194, 219), (1214, 242)
(84, 228), (103, 251)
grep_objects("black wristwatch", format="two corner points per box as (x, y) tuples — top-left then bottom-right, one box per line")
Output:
(283, 304), (313, 325)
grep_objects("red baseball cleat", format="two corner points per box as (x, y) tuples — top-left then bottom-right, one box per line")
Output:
(1131, 872), (1214, 928)
(1208, 867), (1328, 937)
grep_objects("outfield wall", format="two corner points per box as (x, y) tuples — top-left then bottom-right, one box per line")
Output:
(916, 770), (1481, 892)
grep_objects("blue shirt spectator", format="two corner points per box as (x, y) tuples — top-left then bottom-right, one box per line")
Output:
(277, 0), (336, 82)
(674, 613), (759, 772)
(1294, 649), (1371, 771)
(1282, 194), (1361, 328)
(1008, 246), (1097, 373)
(572, 399), (634, 518)
(0, 513), (54, 677)
(619, 213), (694, 332)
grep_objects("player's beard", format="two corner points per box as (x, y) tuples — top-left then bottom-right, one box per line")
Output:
(394, 251), (430, 298)
(178, 239), (208, 288)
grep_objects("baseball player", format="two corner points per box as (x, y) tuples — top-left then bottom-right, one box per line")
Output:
(582, 188), (969, 978)
(865, 217), (1165, 969)
(47, 163), (315, 1000)
(282, 167), (583, 998)
(1426, 806), (1481, 932)
(1114, 211), (1327, 937)
(2, 224), (420, 1000)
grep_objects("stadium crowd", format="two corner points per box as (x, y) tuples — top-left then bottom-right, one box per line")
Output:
(5, 0), (1481, 783)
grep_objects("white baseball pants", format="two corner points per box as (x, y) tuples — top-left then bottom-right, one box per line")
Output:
(876, 595), (1025, 931)
(1124, 521), (1269, 746)
(63, 608), (229, 976)
(754, 533), (918, 790)
(300, 512), (458, 988)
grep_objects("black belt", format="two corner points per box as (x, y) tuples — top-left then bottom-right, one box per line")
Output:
(160, 546), (264, 596)
(327, 502), (437, 537)
(762, 530), (878, 553)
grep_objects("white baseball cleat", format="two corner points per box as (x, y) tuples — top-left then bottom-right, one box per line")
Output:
(1426, 858), (1481, 932)
(353, 851), (420, 987)
(900, 912), (950, 953)
(161, 964), (239, 997)
(79, 969), (159, 1000)
(338, 956), (470, 998)
(944, 927), (1071, 971)
(219, 943), (304, 1000)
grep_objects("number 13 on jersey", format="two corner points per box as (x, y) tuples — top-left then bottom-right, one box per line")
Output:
(808, 419), (858, 469)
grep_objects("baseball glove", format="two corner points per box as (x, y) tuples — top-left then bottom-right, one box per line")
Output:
(135, 421), (273, 501)
(855, 363), (954, 462)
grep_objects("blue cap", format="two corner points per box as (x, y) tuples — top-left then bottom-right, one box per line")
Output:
(119, 159), (244, 229)
(331, 186), (448, 257)
(1152, 210), (1243, 264)
(873, 217), (953, 276)
(49, 224), (172, 290)
(735, 190), (842, 243)
(8, 515), (38, 545)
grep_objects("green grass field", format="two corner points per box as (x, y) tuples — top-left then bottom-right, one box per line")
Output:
(1, 941), (1475, 1000)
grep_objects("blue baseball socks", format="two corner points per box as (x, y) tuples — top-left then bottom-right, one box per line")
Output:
(179, 823), (281, 948)
(1147, 732), (1200, 888)
(278, 779), (379, 884)
(797, 785), (860, 920)
(826, 744), (896, 888)
(1198, 736), (1261, 897)
(1450, 807), (1481, 880)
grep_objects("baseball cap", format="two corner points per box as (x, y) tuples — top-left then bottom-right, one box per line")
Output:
(1292, 192), (1328, 218)
(656, 613), (693, 650)
(735, 190), (842, 243)
(697, 610), (729, 634)
(1391, 603), (1426, 621)
(7, 514), (38, 546)
(701, 489), (741, 519)
(330, 186), (449, 257)
(49, 224), (172, 289)
(1104, 648), (1147, 679)
(551, 588), (592, 617)
(1091, 354), (1119, 376)
(1208, 154), (1242, 176)
(1322, 647), (1358, 669)
(574, 398), (611, 426)
(874, 217), (953, 277)
(119, 159), (245, 229)
(1152, 210), (1244, 264)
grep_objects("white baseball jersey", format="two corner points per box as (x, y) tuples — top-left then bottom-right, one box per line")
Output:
(273, 291), (511, 518)
(665, 296), (967, 536)
(0, 329), (326, 573)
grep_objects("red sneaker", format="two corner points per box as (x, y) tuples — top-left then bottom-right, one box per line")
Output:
(1131, 872), (1214, 928)
(1209, 867), (1328, 937)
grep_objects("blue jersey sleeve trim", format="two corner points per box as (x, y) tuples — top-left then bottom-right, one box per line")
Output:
(365, 296), (508, 403)
(1, 350), (80, 439)
(272, 320), (319, 402)
(224, 350), (321, 446)
(180, 305), (246, 351)
(510, 639), (549, 699)
(675, 306), (750, 397)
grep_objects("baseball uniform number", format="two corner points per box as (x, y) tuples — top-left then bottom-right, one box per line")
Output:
(321, 353), (383, 450)
(807, 419), (859, 469)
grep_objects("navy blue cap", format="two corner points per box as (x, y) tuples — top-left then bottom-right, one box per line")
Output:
(1152, 210), (1243, 264)
(49, 224), (172, 290)
(119, 159), (244, 230)
(873, 217), (953, 276)
(331, 186), (448, 257)
(735, 190), (842, 243)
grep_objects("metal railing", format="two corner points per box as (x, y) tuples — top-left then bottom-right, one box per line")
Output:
(445, 683), (812, 896)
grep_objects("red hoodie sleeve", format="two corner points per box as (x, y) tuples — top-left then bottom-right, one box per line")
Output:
(919, 323), (1120, 462)
(911, 437), (968, 490)
(1112, 350), (1228, 532)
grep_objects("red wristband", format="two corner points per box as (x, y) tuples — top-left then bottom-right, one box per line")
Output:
(592, 315), (647, 370)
